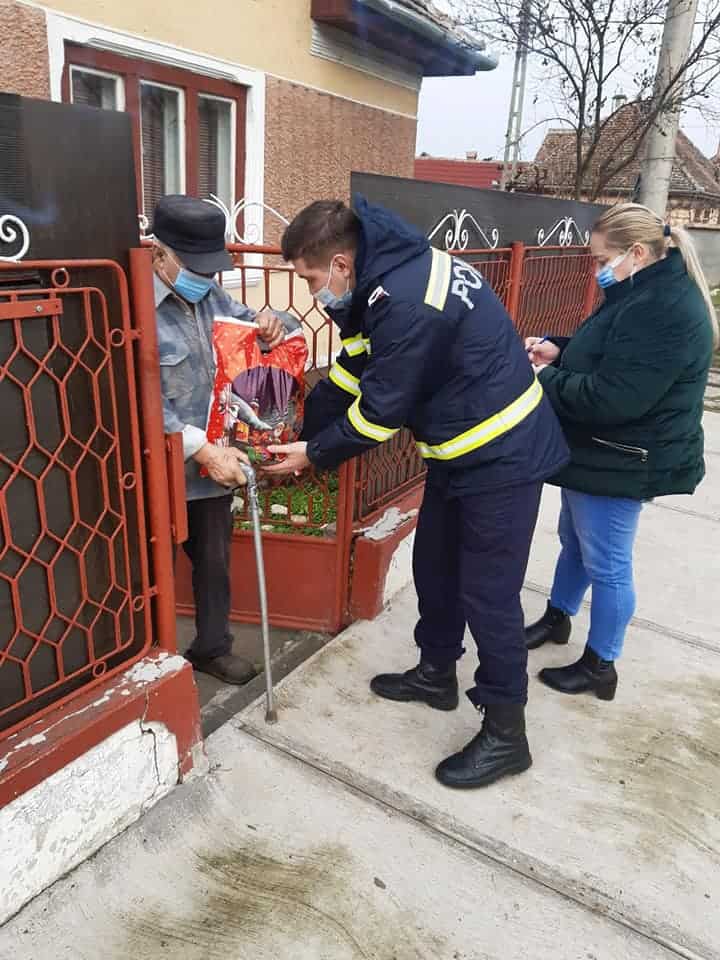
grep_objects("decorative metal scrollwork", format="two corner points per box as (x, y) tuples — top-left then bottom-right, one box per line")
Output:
(137, 199), (290, 245)
(428, 209), (499, 250)
(204, 196), (290, 244)
(0, 214), (30, 262)
(537, 217), (589, 247)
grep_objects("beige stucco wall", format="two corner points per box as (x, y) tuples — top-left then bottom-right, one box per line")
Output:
(0, 0), (50, 98)
(37, 0), (418, 117)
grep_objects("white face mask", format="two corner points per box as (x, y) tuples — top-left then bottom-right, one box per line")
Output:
(315, 257), (351, 310)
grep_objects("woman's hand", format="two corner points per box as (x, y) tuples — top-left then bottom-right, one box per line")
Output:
(525, 337), (560, 366)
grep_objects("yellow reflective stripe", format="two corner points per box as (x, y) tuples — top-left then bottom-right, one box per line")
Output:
(347, 397), (399, 442)
(424, 248), (452, 311)
(342, 335), (371, 357)
(416, 379), (543, 461)
(329, 362), (361, 396)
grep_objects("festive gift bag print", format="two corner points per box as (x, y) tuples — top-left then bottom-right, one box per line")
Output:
(206, 311), (308, 465)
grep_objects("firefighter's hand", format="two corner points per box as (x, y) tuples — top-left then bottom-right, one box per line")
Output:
(261, 442), (310, 477)
(194, 444), (249, 487)
(256, 309), (285, 349)
(525, 337), (560, 365)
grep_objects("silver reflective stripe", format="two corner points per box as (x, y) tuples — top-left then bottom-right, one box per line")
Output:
(416, 379), (543, 461)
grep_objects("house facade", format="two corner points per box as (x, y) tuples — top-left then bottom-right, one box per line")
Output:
(515, 101), (720, 227)
(1, 0), (495, 242)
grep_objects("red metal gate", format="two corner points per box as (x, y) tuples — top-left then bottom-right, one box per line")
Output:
(0, 253), (178, 739)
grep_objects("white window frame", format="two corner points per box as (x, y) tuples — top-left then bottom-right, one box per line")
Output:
(69, 64), (126, 111)
(138, 79), (188, 209)
(197, 92), (237, 211)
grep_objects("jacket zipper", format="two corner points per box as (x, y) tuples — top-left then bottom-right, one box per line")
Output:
(591, 437), (649, 462)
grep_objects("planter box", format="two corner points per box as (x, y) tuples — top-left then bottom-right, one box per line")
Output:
(175, 529), (347, 634)
(349, 488), (423, 622)
(174, 477), (425, 635)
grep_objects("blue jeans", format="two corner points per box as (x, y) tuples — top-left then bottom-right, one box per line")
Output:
(549, 490), (643, 661)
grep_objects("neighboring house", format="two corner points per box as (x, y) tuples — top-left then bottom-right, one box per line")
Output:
(0, 0), (495, 242)
(515, 100), (720, 226)
(415, 153), (530, 189)
(416, 154), (506, 189)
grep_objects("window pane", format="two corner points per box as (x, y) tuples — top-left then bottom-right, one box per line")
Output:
(71, 70), (119, 110)
(140, 83), (183, 220)
(198, 96), (233, 209)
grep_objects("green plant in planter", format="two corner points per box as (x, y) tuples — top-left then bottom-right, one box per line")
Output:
(233, 471), (339, 537)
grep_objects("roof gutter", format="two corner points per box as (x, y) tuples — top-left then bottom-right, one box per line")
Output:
(357, 0), (498, 72)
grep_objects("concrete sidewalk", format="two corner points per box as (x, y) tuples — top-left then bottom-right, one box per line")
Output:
(2, 413), (718, 960)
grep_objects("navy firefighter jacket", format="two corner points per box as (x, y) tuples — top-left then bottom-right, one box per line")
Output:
(303, 196), (569, 494)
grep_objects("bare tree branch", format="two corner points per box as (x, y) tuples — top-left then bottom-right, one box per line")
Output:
(449, 0), (720, 199)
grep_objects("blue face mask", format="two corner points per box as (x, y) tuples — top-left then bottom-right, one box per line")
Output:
(315, 257), (352, 311)
(173, 268), (215, 303)
(596, 249), (631, 289)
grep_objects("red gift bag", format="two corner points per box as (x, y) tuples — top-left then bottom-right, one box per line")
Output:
(206, 313), (308, 465)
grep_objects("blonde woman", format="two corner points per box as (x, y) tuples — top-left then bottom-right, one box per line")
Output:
(525, 203), (717, 700)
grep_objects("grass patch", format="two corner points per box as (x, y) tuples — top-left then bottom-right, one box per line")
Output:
(233, 472), (339, 537)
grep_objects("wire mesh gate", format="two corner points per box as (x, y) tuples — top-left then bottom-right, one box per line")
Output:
(0, 255), (175, 739)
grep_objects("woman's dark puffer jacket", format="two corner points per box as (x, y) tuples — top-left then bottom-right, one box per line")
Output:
(539, 248), (714, 500)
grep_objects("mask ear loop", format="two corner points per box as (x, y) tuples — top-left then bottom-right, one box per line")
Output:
(627, 244), (641, 281)
(154, 243), (176, 290)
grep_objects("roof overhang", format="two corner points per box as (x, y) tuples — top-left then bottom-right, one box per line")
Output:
(311, 0), (497, 77)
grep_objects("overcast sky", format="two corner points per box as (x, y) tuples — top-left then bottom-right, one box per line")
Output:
(415, 25), (718, 162)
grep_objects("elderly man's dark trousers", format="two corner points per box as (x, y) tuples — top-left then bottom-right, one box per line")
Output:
(413, 480), (543, 706)
(182, 495), (234, 661)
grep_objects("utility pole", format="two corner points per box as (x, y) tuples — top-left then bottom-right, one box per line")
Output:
(500, 0), (531, 190)
(637, 0), (699, 215)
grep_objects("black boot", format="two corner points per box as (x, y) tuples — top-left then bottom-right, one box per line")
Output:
(370, 658), (459, 711)
(539, 644), (618, 701)
(435, 704), (532, 789)
(525, 602), (571, 650)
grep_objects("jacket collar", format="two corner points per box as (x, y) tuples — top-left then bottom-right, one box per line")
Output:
(602, 247), (685, 304)
(154, 272), (173, 308)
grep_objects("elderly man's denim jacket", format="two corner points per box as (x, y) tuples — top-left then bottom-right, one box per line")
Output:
(154, 274), (255, 502)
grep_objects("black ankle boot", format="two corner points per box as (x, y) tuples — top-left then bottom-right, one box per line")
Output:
(539, 644), (618, 701)
(435, 704), (532, 789)
(370, 658), (459, 711)
(525, 602), (571, 650)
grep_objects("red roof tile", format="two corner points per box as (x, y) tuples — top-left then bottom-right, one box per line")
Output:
(518, 102), (720, 199)
(415, 157), (521, 190)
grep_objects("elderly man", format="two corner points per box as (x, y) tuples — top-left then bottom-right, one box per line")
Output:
(152, 195), (283, 685)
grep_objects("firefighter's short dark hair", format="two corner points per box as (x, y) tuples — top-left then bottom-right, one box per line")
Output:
(281, 200), (361, 265)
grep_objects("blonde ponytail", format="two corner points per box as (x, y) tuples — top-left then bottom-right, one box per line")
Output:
(594, 203), (719, 349)
(667, 225), (719, 349)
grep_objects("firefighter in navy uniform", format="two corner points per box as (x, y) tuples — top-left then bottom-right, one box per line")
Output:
(266, 197), (569, 789)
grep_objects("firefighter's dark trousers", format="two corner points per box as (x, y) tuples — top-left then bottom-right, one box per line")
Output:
(413, 479), (543, 706)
